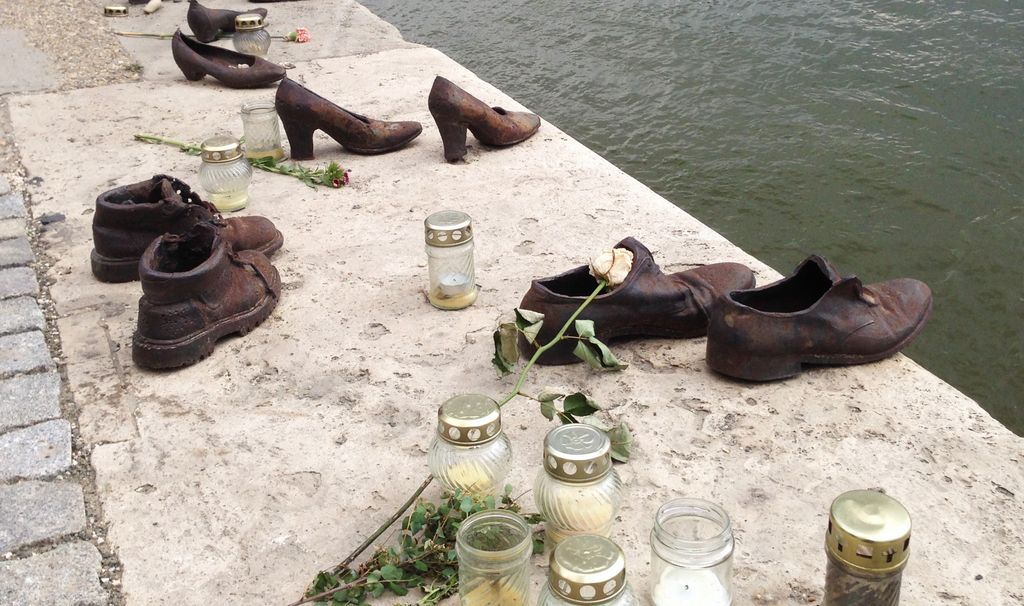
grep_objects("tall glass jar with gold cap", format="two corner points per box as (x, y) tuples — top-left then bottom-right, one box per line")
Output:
(456, 509), (532, 606)
(424, 210), (477, 310)
(198, 135), (252, 212)
(538, 535), (640, 606)
(534, 425), (623, 547)
(232, 13), (271, 57)
(427, 394), (512, 496)
(824, 490), (911, 606)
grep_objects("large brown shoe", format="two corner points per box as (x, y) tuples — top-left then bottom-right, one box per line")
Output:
(133, 223), (281, 369)
(187, 0), (267, 43)
(91, 175), (283, 283)
(275, 78), (423, 160)
(428, 76), (541, 163)
(171, 30), (286, 88)
(518, 238), (756, 365)
(705, 255), (933, 381)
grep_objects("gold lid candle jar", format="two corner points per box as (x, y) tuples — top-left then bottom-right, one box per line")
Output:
(538, 535), (640, 606)
(232, 13), (271, 58)
(824, 490), (911, 606)
(198, 135), (253, 212)
(427, 394), (512, 496)
(650, 498), (733, 606)
(456, 509), (532, 606)
(534, 425), (623, 547)
(424, 210), (478, 310)
(240, 101), (285, 161)
(103, 6), (129, 16)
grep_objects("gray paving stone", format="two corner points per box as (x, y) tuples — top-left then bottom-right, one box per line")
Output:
(0, 481), (86, 552)
(0, 372), (61, 433)
(0, 331), (53, 379)
(0, 237), (33, 268)
(0, 419), (71, 481)
(0, 541), (106, 606)
(0, 266), (38, 300)
(0, 297), (44, 336)
(0, 178), (10, 196)
(0, 219), (20, 241)
(0, 193), (24, 220)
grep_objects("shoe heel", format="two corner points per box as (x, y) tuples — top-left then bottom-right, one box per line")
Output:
(91, 249), (142, 283)
(280, 115), (316, 160)
(435, 119), (468, 162)
(706, 345), (803, 382)
(178, 62), (206, 81)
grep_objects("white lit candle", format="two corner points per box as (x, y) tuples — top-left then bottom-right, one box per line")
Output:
(653, 567), (731, 606)
(439, 272), (471, 296)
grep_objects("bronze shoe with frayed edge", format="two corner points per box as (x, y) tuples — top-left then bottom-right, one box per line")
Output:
(133, 223), (281, 370)
(518, 238), (756, 365)
(275, 77), (423, 160)
(705, 255), (933, 381)
(171, 30), (286, 89)
(428, 76), (541, 163)
(187, 0), (267, 43)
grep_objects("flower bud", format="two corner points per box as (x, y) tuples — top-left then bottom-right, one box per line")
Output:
(589, 248), (634, 287)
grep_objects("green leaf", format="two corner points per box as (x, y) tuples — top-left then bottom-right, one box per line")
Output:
(484, 495), (496, 510)
(588, 336), (628, 371)
(387, 582), (409, 596)
(572, 339), (627, 371)
(563, 393), (599, 417)
(491, 325), (518, 376)
(532, 537), (545, 554)
(413, 560), (429, 572)
(514, 308), (545, 345)
(606, 422), (634, 463)
(504, 484), (513, 496)
(370, 584), (385, 598)
(459, 496), (474, 513)
(574, 319), (596, 339)
(380, 564), (402, 581)
(539, 399), (556, 421)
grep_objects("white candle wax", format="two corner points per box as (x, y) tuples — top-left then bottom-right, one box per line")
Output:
(653, 567), (730, 606)
(439, 272), (470, 296)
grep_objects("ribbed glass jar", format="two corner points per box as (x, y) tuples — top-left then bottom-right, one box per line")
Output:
(232, 14), (271, 57)
(427, 394), (512, 496)
(198, 135), (252, 212)
(240, 101), (285, 161)
(649, 499), (733, 606)
(537, 535), (640, 606)
(534, 425), (623, 547)
(424, 210), (477, 310)
(456, 510), (532, 606)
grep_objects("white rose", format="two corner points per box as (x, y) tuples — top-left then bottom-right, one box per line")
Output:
(589, 248), (634, 288)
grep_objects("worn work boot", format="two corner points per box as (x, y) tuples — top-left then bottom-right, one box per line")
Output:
(91, 174), (283, 283)
(705, 255), (933, 381)
(133, 223), (281, 369)
(518, 238), (756, 365)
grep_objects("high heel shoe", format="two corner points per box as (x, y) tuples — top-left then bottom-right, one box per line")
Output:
(427, 76), (541, 163)
(187, 0), (267, 43)
(171, 30), (286, 89)
(275, 77), (423, 160)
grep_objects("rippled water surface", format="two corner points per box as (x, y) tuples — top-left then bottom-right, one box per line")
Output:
(361, 0), (1024, 433)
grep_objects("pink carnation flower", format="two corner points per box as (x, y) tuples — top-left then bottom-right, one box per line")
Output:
(294, 27), (311, 43)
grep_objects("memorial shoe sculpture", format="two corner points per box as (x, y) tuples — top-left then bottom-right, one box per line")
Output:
(171, 30), (286, 88)
(91, 175), (283, 283)
(517, 237), (756, 365)
(133, 222), (281, 369)
(428, 76), (541, 162)
(275, 77), (423, 159)
(187, 0), (267, 42)
(705, 255), (933, 381)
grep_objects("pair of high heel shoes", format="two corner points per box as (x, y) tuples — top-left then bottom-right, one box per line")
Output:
(275, 76), (542, 162)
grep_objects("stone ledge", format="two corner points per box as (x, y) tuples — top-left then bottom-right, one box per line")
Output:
(0, 419), (72, 481)
(0, 481), (86, 552)
(0, 541), (106, 606)
(0, 372), (61, 433)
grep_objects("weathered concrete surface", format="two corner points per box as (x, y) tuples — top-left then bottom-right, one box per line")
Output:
(0, 29), (58, 94)
(0, 541), (106, 605)
(7, 12), (1024, 606)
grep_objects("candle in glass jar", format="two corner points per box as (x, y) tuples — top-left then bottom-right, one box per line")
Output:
(653, 568), (730, 606)
(439, 272), (471, 296)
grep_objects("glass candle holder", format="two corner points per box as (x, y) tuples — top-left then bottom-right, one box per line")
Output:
(649, 499), (733, 606)
(427, 394), (512, 496)
(534, 425), (623, 548)
(240, 101), (285, 161)
(198, 135), (253, 212)
(104, 6), (129, 17)
(456, 510), (532, 606)
(232, 13), (271, 57)
(823, 490), (911, 606)
(537, 535), (640, 606)
(424, 210), (477, 310)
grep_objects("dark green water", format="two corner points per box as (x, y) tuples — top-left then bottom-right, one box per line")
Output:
(360, 0), (1024, 433)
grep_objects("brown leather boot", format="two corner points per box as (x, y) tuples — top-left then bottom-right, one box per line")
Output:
(133, 223), (281, 369)
(187, 0), (267, 43)
(91, 175), (283, 283)
(428, 76), (541, 163)
(275, 78), (423, 160)
(705, 255), (933, 381)
(518, 238), (756, 365)
(171, 30), (286, 88)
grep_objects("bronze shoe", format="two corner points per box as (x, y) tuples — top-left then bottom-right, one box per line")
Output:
(133, 223), (281, 369)
(705, 255), (933, 381)
(187, 0), (267, 43)
(275, 77), (423, 160)
(91, 175), (283, 283)
(171, 29), (286, 88)
(427, 76), (541, 163)
(518, 238), (756, 365)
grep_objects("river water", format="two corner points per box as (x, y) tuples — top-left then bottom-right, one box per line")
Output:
(360, 0), (1024, 433)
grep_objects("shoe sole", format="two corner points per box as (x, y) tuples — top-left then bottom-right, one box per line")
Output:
(522, 323), (706, 366)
